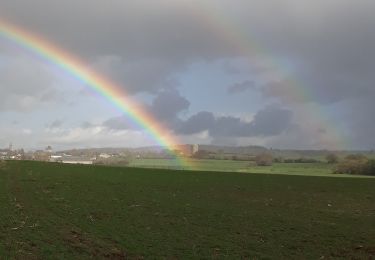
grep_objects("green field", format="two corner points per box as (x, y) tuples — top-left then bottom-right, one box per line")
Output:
(129, 158), (343, 177)
(1, 161), (375, 259)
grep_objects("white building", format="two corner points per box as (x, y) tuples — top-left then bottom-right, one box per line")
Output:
(99, 153), (111, 159)
(61, 156), (93, 165)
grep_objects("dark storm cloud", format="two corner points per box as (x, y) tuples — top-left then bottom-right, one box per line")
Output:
(176, 111), (216, 135)
(189, 106), (293, 138)
(1, 0), (374, 99)
(92, 56), (185, 93)
(104, 90), (293, 138)
(0, 0), (235, 94)
(249, 1), (375, 105)
(247, 106), (293, 136)
(340, 97), (375, 149)
(149, 88), (190, 122)
(1, 0), (375, 148)
(104, 88), (189, 130)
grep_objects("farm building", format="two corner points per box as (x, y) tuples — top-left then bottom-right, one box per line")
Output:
(61, 156), (93, 165)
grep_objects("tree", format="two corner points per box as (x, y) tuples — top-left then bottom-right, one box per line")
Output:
(192, 150), (210, 159)
(273, 157), (284, 163)
(345, 153), (367, 161)
(334, 154), (374, 175)
(364, 160), (375, 176)
(255, 153), (273, 166)
(0, 160), (6, 170)
(334, 159), (366, 175)
(326, 153), (338, 164)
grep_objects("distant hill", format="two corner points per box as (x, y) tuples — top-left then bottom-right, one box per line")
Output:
(196, 145), (268, 155)
(56, 145), (374, 159)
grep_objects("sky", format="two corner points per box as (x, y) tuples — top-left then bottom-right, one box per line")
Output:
(0, 0), (374, 150)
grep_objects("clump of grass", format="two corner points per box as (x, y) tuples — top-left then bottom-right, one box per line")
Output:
(0, 160), (7, 170)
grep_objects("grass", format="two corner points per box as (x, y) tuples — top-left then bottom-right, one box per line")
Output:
(130, 158), (344, 177)
(1, 160), (375, 259)
(129, 158), (250, 172)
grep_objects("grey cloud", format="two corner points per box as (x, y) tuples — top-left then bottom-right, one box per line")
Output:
(210, 137), (238, 147)
(208, 116), (244, 137)
(177, 106), (293, 138)
(104, 88), (190, 130)
(260, 80), (304, 103)
(339, 97), (375, 149)
(248, 106), (293, 136)
(253, 1), (375, 105)
(222, 61), (243, 75)
(206, 106), (292, 138)
(81, 121), (94, 129)
(1, 0), (375, 149)
(177, 111), (215, 135)
(149, 88), (190, 122)
(1, 0), (374, 100)
(93, 56), (183, 93)
(104, 88), (293, 139)
(48, 120), (63, 129)
(0, 0), (235, 95)
(103, 116), (133, 131)
(0, 55), (60, 111)
(2, 0), (375, 101)
(227, 80), (255, 95)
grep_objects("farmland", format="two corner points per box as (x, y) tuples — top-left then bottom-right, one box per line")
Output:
(129, 158), (338, 177)
(1, 160), (374, 259)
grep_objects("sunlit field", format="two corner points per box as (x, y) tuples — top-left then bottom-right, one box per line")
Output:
(1, 161), (374, 259)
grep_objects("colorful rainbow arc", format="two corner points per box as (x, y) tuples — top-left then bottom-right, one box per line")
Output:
(0, 5), (348, 159)
(0, 19), (192, 169)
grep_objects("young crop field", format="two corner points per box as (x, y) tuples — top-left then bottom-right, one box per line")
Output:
(129, 158), (340, 177)
(1, 160), (374, 259)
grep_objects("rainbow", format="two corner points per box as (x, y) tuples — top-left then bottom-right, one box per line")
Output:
(0, 7), (348, 152)
(188, 3), (348, 150)
(0, 19), (193, 169)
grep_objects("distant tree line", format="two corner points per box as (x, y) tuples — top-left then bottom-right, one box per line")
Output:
(282, 158), (320, 163)
(191, 150), (375, 175)
(192, 150), (325, 165)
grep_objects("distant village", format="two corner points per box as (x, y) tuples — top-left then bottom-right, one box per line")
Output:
(0, 143), (202, 165)
(0, 143), (272, 165)
(2, 142), (373, 167)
